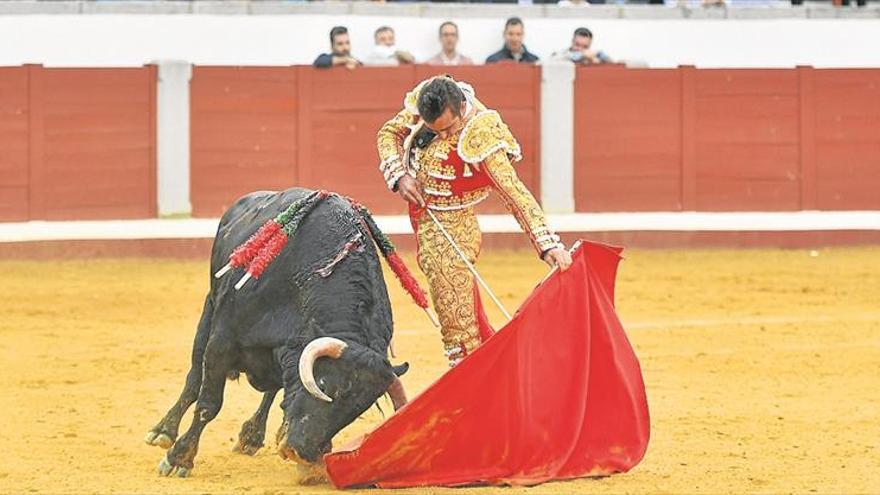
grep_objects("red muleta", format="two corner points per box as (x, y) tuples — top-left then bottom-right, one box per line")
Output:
(324, 240), (651, 488)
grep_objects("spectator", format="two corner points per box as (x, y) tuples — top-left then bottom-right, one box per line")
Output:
(552, 27), (613, 65)
(426, 21), (474, 66)
(364, 26), (416, 66)
(485, 17), (539, 65)
(313, 26), (361, 70)
(559, 0), (619, 4)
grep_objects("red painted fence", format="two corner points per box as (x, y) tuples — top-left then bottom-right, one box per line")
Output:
(190, 64), (541, 217)
(0, 65), (156, 222)
(1, 65), (877, 223)
(574, 65), (880, 212)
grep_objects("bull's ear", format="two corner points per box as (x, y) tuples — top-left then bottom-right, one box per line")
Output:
(392, 362), (409, 377)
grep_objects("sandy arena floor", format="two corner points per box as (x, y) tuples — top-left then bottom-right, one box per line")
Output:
(1, 246), (878, 494)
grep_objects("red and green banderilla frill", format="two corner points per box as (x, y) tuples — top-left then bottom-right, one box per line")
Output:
(214, 190), (438, 327)
(214, 190), (330, 290)
(347, 198), (439, 327)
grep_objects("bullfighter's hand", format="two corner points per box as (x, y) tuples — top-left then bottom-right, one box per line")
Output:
(397, 175), (426, 208)
(543, 247), (572, 271)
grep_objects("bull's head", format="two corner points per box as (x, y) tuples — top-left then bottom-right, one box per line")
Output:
(280, 337), (408, 464)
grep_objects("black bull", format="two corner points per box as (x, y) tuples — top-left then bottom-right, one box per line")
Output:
(145, 188), (408, 477)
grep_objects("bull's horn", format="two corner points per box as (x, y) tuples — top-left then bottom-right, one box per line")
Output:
(298, 337), (348, 403)
(386, 375), (408, 412)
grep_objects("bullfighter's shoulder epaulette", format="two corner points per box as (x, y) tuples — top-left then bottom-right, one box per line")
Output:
(457, 110), (522, 165)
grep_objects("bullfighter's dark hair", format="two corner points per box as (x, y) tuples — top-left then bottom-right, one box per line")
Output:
(417, 77), (464, 124)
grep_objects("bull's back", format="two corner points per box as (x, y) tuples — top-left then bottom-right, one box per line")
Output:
(211, 188), (312, 272)
(207, 186), (392, 354)
(208, 187), (370, 289)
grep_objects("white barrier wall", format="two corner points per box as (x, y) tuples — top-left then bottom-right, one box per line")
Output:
(1, 14), (879, 68)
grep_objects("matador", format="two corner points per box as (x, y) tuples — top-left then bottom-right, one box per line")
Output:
(376, 76), (572, 366)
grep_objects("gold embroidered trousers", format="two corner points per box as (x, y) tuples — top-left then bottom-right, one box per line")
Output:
(414, 207), (483, 362)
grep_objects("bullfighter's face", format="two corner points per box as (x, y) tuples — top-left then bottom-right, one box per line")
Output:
(424, 101), (468, 140)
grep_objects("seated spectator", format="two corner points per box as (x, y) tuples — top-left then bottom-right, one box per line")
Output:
(364, 26), (416, 66)
(426, 21), (473, 66)
(485, 17), (539, 65)
(552, 27), (613, 65)
(313, 26), (361, 70)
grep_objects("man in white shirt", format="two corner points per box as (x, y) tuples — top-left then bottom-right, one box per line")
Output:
(364, 26), (416, 66)
(425, 21), (474, 66)
(552, 27), (613, 65)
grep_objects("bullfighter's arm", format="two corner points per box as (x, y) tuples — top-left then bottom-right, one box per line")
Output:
(376, 108), (417, 191)
(483, 150), (564, 257)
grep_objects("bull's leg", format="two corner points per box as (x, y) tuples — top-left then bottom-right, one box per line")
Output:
(271, 350), (330, 485)
(158, 334), (233, 478)
(233, 389), (278, 455)
(274, 347), (303, 463)
(145, 296), (213, 449)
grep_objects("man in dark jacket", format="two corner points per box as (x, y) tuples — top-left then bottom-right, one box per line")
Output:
(485, 17), (539, 64)
(314, 26), (362, 70)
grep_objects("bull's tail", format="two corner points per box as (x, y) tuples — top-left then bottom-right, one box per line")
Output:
(350, 201), (433, 318)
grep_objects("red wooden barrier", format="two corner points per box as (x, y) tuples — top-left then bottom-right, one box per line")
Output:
(813, 69), (880, 210)
(575, 67), (683, 212)
(190, 67), (299, 217)
(0, 67), (29, 221)
(574, 66), (880, 212)
(189, 65), (543, 217)
(0, 65), (156, 221)
(2, 65), (877, 223)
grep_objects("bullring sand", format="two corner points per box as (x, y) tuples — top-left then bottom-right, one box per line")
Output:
(1, 247), (878, 494)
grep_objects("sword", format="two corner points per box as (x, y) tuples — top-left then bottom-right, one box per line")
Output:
(426, 209), (512, 321)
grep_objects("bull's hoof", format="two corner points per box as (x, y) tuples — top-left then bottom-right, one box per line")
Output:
(157, 455), (192, 478)
(278, 445), (298, 462)
(276, 421), (298, 462)
(292, 462), (328, 485)
(157, 457), (174, 476)
(144, 431), (175, 449)
(233, 419), (265, 456)
(233, 439), (262, 456)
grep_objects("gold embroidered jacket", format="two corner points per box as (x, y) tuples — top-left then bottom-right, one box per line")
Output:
(376, 77), (563, 255)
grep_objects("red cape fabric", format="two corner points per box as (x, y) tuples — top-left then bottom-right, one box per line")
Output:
(324, 240), (650, 488)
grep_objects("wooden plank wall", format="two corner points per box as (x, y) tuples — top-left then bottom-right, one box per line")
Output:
(189, 67), (299, 217)
(189, 65), (542, 216)
(573, 66), (880, 212)
(1, 65), (877, 222)
(0, 67), (30, 221)
(0, 65), (156, 221)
